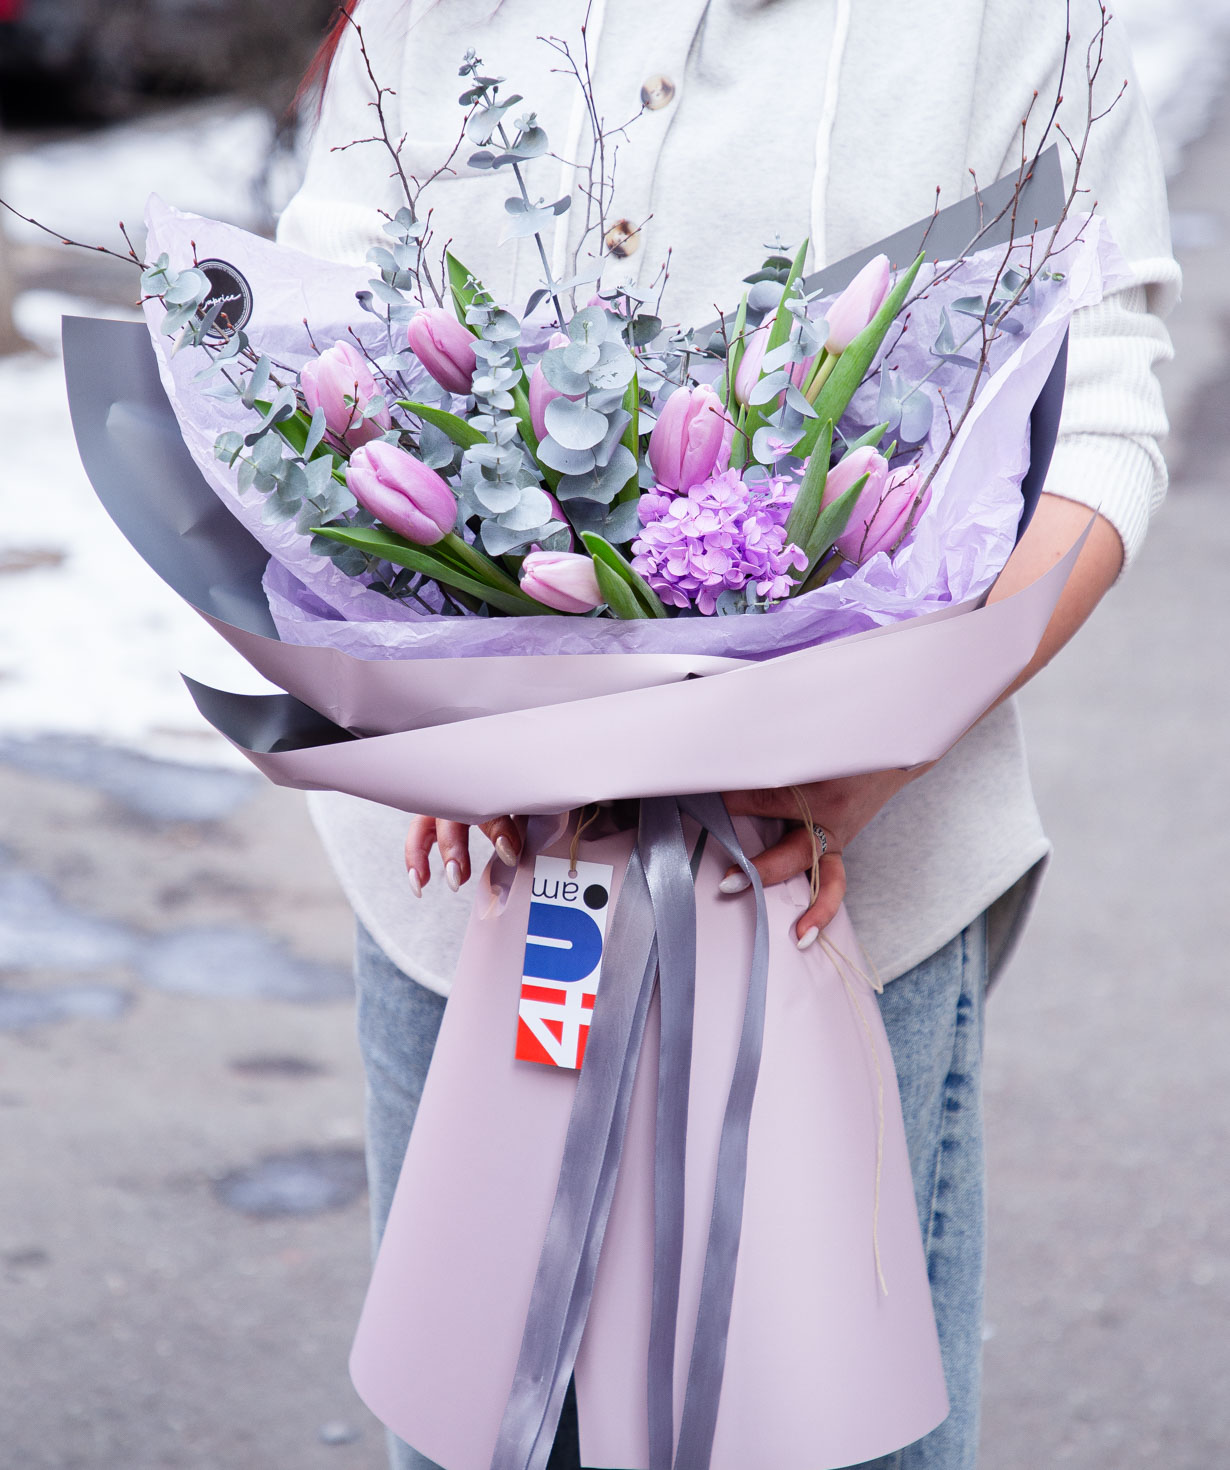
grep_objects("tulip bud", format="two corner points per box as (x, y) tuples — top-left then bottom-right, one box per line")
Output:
(823, 452), (931, 564)
(648, 384), (727, 492)
(732, 317), (815, 408)
(529, 332), (573, 440)
(406, 307), (478, 397)
(346, 441), (457, 546)
(300, 340), (390, 447)
(519, 550), (603, 613)
(823, 254), (891, 355)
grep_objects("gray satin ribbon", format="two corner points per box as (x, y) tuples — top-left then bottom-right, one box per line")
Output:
(491, 844), (660, 1470)
(641, 799), (696, 1470)
(491, 796), (768, 1470)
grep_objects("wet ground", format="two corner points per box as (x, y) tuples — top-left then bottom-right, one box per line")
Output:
(977, 87), (1230, 1470)
(2, 86), (1229, 1470)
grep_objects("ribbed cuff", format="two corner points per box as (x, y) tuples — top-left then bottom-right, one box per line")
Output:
(1040, 430), (1167, 571)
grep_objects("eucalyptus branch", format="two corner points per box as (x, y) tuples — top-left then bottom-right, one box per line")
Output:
(496, 120), (567, 326)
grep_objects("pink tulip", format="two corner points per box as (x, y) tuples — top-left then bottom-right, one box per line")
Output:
(529, 332), (574, 440)
(519, 550), (603, 613)
(346, 441), (457, 546)
(300, 339), (390, 447)
(732, 317), (814, 408)
(648, 384), (727, 492)
(406, 307), (478, 397)
(823, 254), (891, 354)
(822, 451), (931, 563)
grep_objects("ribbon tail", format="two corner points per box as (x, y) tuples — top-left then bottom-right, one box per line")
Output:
(491, 845), (658, 1470)
(639, 798), (697, 1470)
(672, 795), (771, 1470)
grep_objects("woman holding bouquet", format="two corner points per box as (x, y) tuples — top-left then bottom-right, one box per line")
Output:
(279, 1), (1177, 1466)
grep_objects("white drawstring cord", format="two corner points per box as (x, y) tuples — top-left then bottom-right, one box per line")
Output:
(810, 0), (851, 270)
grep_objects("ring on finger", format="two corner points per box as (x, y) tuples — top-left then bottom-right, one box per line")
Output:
(807, 822), (828, 857)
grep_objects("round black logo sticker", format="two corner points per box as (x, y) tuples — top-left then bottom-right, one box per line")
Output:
(196, 259), (253, 335)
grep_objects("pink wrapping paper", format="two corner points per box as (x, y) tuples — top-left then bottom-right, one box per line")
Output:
(220, 530), (1083, 823)
(351, 821), (948, 1470)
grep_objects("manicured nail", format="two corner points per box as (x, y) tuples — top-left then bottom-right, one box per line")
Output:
(796, 926), (819, 951)
(718, 871), (750, 895)
(495, 835), (519, 867)
(407, 868), (422, 898)
(445, 860), (461, 892)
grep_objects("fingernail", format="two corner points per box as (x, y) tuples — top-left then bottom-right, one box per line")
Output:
(495, 835), (519, 867)
(407, 868), (422, 898)
(445, 860), (461, 892)
(796, 926), (819, 951)
(718, 871), (750, 895)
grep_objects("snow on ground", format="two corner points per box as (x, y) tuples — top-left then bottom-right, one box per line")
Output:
(0, 291), (278, 768)
(0, 7), (1226, 765)
(1, 101), (301, 250)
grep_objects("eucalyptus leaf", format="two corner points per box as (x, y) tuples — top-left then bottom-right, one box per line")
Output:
(535, 436), (597, 476)
(898, 390), (934, 445)
(501, 202), (563, 240)
(466, 95), (524, 144)
(540, 353), (590, 396)
(303, 406), (327, 460)
(214, 430), (244, 463)
(556, 445), (637, 505)
(544, 397), (609, 451)
(495, 486), (554, 531)
(598, 498), (644, 546)
(752, 423), (802, 464)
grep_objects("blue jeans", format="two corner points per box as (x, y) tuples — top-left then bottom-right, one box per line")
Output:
(355, 914), (989, 1470)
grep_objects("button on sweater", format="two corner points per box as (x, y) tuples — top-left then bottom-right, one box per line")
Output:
(278, 0), (1178, 994)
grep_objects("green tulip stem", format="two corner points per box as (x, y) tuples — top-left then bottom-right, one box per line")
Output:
(802, 350), (837, 403)
(437, 532), (525, 594)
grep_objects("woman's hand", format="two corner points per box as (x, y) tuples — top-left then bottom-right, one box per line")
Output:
(404, 814), (525, 895)
(723, 502), (1126, 947)
(722, 768), (924, 947)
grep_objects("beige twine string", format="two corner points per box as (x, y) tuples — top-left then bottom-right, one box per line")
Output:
(568, 804), (601, 876)
(819, 931), (890, 1297)
(788, 785), (824, 907)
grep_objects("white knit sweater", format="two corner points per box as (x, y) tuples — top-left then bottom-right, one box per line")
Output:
(277, 0), (1177, 993)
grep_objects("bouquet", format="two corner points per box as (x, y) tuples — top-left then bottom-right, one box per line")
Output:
(55, 17), (1132, 1468)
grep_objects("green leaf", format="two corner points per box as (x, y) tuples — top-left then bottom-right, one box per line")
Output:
(719, 292), (750, 412)
(313, 526), (556, 616)
(841, 421), (891, 456)
(739, 239), (809, 446)
(802, 474), (867, 570)
(728, 403), (750, 471)
(615, 376), (641, 503)
(783, 419), (833, 551)
(797, 251), (925, 461)
(581, 532), (668, 618)
(397, 399), (486, 450)
(593, 558), (648, 619)
(446, 251), (485, 332)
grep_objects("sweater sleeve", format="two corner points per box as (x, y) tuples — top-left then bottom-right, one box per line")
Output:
(968, 0), (1180, 568)
(275, 0), (406, 264)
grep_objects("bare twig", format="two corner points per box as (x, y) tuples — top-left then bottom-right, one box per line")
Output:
(0, 197), (145, 270)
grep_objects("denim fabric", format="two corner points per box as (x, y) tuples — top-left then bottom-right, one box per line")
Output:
(354, 914), (988, 1470)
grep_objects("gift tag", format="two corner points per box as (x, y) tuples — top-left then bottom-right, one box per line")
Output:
(515, 855), (614, 1071)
